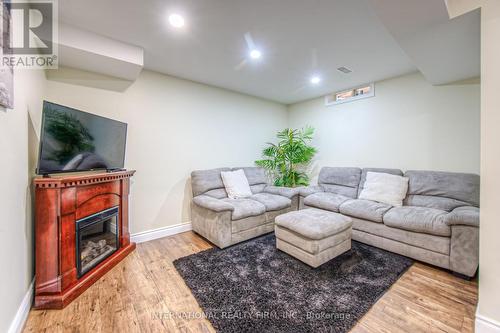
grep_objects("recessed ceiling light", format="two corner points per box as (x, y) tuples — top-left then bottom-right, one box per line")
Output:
(250, 49), (262, 59)
(310, 76), (321, 84)
(168, 14), (185, 28)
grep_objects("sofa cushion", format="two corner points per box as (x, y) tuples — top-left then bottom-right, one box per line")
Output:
(404, 170), (480, 210)
(203, 188), (228, 199)
(191, 167), (231, 196)
(192, 195), (234, 212)
(339, 199), (392, 223)
(299, 185), (324, 197)
(318, 167), (361, 198)
(275, 208), (352, 240)
(358, 168), (403, 197)
(250, 193), (291, 211)
(250, 184), (267, 194)
(352, 217), (450, 255)
(404, 195), (471, 212)
(383, 206), (451, 237)
(263, 185), (300, 199)
(303, 192), (351, 212)
(233, 167), (268, 186)
(220, 198), (266, 220)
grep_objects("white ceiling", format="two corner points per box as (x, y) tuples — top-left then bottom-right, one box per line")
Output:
(58, 0), (479, 104)
(57, 23), (144, 81)
(369, 0), (480, 85)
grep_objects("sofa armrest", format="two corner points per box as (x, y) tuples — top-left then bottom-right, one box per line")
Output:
(447, 206), (480, 227)
(192, 195), (234, 212)
(299, 185), (324, 197)
(263, 185), (300, 199)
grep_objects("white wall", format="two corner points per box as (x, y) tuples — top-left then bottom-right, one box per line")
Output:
(0, 69), (45, 333)
(288, 72), (480, 178)
(447, 1), (500, 330)
(474, 0), (500, 330)
(39, 69), (288, 234)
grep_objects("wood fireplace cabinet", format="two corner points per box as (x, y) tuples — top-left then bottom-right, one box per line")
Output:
(34, 170), (136, 309)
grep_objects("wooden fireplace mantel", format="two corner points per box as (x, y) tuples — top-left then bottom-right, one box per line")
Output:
(34, 170), (136, 309)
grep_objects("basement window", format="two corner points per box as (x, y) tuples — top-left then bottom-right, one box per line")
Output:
(325, 83), (375, 106)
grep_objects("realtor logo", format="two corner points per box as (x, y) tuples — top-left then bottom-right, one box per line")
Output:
(1, 0), (58, 68)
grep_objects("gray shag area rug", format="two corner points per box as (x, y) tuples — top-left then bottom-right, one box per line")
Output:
(174, 234), (413, 333)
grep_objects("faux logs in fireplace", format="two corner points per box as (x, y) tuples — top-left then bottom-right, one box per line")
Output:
(34, 170), (136, 309)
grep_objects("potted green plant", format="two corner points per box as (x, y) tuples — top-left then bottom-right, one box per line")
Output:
(255, 126), (317, 187)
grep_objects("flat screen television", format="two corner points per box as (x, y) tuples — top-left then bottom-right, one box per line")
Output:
(37, 101), (127, 175)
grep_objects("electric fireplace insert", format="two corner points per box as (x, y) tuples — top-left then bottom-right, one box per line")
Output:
(76, 207), (120, 278)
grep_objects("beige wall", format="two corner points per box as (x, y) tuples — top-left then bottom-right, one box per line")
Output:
(39, 69), (288, 234)
(0, 69), (45, 332)
(288, 72), (480, 179)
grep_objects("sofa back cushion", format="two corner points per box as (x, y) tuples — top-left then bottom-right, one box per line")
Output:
(191, 168), (231, 197)
(358, 168), (403, 197)
(404, 170), (480, 211)
(318, 167), (361, 198)
(233, 167), (268, 193)
(191, 167), (270, 197)
(233, 167), (267, 185)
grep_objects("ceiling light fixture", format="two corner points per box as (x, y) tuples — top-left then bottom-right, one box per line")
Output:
(250, 49), (262, 59)
(168, 14), (185, 28)
(310, 76), (321, 84)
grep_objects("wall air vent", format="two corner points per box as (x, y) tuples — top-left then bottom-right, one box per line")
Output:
(324, 83), (375, 106)
(337, 66), (352, 74)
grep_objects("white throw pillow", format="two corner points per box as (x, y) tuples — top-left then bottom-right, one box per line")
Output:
(220, 169), (253, 199)
(359, 172), (409, 207)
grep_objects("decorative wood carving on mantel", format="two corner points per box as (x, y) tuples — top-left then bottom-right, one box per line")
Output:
(34, 170), (136, 189)
(34, 170), (136, 309)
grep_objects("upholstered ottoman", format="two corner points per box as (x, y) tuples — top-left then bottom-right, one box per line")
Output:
(275, 208), (352, 267)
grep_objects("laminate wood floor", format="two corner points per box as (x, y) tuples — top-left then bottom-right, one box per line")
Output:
(24, 231), (478, 333)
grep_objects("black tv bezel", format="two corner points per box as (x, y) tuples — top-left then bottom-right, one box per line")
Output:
(36, 101), (128, 175)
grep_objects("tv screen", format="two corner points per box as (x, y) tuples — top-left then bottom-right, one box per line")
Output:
(37, 101), (127, 175)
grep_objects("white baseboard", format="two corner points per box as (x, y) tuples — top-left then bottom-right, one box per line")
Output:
(8, 278), (34, 333)
(131, 222), (192, 243)
(476, 312), (500, 333)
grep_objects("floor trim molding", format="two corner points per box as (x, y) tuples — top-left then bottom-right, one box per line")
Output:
(476, 311), (500, 333)
(8, 278), (34, 333)
(131, 222), (192, 243)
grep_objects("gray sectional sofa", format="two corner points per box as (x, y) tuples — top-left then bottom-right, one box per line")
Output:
(300, 167), (480, 277)
(190, 167), (299, 248)
(190, 166), (479, 277)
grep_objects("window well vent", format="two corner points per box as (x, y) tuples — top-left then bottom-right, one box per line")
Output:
(337, 66), (352, 74)
(325, 83), (375, 106)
